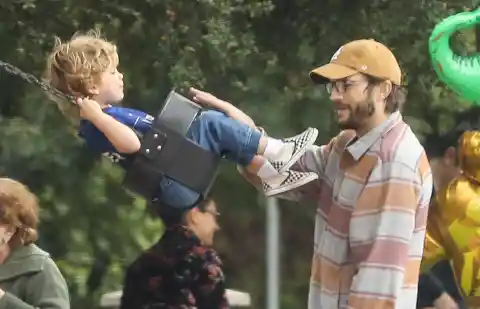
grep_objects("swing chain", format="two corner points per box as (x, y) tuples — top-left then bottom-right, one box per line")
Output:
(0, 60), (76, 104)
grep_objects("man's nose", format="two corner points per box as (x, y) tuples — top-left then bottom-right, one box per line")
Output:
(329, 89), (343, 102)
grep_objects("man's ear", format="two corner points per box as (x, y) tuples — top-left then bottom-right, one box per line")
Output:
(380, 80), (392, 99)
(444, 146), (457, 166)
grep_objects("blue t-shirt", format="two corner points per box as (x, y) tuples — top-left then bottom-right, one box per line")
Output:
(78, 106), (154, 169)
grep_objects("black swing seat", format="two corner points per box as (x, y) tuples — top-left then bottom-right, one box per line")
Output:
(122, 90), (221, 202)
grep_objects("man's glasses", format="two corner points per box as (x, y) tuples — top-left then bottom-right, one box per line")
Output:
(325, 80), (365, 94)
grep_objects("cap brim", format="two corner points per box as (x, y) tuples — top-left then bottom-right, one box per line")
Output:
(309, 63), (358, 84)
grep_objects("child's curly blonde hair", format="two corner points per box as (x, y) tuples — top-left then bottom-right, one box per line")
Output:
(43, 29), (119, 126)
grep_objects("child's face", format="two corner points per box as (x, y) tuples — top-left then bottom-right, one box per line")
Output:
(91, 65), (124, 106)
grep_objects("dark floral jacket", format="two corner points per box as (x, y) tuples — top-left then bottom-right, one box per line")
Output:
(119, 225), (229, 309)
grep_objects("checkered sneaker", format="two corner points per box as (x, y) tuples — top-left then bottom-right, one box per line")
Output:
(262, 170), (318, 197)
(270, 127), (318, 173)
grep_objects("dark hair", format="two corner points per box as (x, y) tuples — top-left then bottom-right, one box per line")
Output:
(424, 106), (480, 158)
(366, 76), (407, 113)
(423, 131), (461, 159)
(150, 198), (213, 227)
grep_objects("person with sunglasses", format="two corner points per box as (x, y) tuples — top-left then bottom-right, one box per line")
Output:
(120, 199), (227, 309)
(192, 39), (433, 309)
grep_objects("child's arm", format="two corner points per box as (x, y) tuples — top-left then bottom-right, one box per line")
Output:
(190, 87), (256, 128)
(77, 98), (141, 153)
(89, 113), (141, 153)
(215, 102), (255, 128)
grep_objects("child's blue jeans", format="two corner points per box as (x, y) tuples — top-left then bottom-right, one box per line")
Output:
(155, 110), (262, 208)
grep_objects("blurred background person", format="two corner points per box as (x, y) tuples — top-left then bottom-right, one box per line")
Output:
(0, 177), (70, 309)
(418, 107), (480, 309)
(120, 199), (227, 309)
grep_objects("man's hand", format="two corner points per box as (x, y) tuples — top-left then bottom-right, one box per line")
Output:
(76, 97), (104, 122)
(433, 293), (459, 309)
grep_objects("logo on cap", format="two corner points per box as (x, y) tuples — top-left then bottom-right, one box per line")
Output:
(331, 46), (343, 61)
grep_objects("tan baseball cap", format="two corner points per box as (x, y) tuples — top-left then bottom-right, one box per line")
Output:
(309, 39), (402, 85)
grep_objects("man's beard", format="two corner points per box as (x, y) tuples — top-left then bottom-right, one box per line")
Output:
(337, 97), (376, 131)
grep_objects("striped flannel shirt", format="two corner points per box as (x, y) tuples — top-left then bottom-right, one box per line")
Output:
(278, 112), (433, 309)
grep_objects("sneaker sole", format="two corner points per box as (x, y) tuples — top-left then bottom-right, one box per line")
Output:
(278, 128), (319, 173)
(264, 173), (318, 197)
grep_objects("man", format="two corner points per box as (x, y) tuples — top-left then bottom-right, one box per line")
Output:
(418, 128), (464, 309)
(193, 39), (433, 308)
(417, 108), (480, 309)
(120, 199), (228, 309)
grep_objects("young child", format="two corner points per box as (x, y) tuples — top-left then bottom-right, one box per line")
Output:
(44, 30), (319, 209)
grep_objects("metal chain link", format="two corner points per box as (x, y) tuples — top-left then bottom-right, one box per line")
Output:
(0, 60), (76, 104)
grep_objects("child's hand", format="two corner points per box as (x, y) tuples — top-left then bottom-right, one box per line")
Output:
(189, 87), (256, 128)
(189, 87), (227, 110)
(77, 98), (104, 121)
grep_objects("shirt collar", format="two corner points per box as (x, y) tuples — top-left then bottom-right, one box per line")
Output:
(346, 112), (402, 160)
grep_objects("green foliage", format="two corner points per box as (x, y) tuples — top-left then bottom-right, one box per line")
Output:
(0, 1), (478, 308)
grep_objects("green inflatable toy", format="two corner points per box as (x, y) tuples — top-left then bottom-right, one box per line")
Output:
(429, 8), (480, 104)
